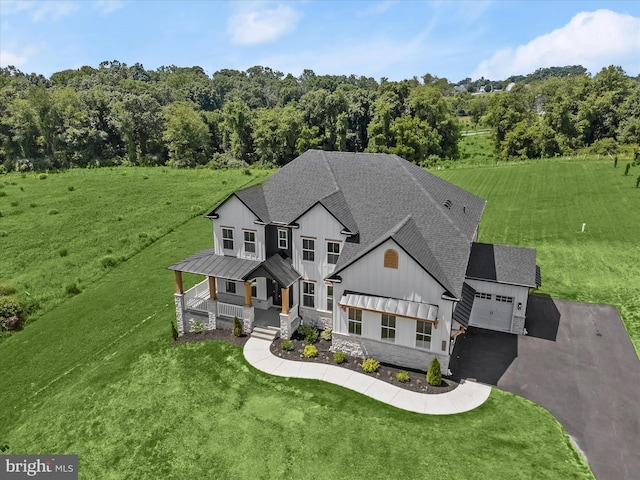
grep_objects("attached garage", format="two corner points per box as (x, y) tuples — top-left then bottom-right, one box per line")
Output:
(463, 243), (540, 334)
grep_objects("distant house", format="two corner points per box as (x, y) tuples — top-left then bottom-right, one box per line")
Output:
(169, 151), (540, 372)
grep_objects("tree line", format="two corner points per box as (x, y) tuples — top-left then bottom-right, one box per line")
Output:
(0, 61), (637, 171)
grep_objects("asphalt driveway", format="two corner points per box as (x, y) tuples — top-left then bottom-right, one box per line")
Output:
(449, 295), (640, 480)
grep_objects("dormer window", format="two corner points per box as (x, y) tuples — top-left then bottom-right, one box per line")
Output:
(277, 228), (288, 250)
(384, 249), (398, 269)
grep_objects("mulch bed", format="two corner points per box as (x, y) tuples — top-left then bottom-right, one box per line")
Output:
(172, 328), (249, 347)
(270, 333), (458, 395)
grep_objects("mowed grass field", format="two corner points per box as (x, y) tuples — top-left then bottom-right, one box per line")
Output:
(437, 158), (640, 354)
(1, 160), (626, 479)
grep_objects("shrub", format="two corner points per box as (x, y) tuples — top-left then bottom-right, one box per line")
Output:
(303, 344), (318, 358)
(10, 201), (18, 207)
(191, 320), (205, 334)
(333, 350), (347, 364)
(396, 371), (410, 383)
(361, 358), (380, 373)
(320, 328), (332, 341)
(614, 156), (618, 168)
(29, 203), (36, 208)
(636, 176), (640, 188)
(65, 283), (81, 295)
(0, 282), (17, 296)
(47, 209), (59, 215)
(232, 316), (243, 337)
(427, 357), (442, 386)
(243, 168), (252, 176)
(281, 339), (294, 351)
(39, 173), (47, 180)
(138, 232), (149, 239)
(67, 185), (75, 191)
(0, 296), (24, 332)
(624, 163), (631, 176)
(59, 248), (68, 257)
(0, 191), (7, 197)
(100, 255), (117, 268)
(298, 324), (319, 343)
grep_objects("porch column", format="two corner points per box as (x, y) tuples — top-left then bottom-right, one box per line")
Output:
(281, 287), (290, 315)
(208, 276), (217, 300)
(244, 281), (253, 307)
(174, 271), (183, 294)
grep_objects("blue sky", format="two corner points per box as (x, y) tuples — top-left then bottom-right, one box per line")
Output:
(1, 1), (639, 81)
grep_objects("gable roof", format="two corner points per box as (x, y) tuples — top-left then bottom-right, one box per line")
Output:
(466, 242), (537, 287)
(210, 150), (486, 297)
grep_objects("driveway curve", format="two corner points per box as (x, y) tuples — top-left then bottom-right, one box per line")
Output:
(450, 295), (640, 480)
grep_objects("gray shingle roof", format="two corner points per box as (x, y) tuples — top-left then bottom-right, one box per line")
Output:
(247, 252), (301, 287)
(453, 283), (476, 328)
(211, 150), (487, 297)
(466, 242), (537, 287)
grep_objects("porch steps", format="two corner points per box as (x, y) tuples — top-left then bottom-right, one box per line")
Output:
(252, 326), (279, 342)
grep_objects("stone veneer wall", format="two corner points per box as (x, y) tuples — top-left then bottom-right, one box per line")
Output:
(511, 315), (526, 335)
(174, 294), (185, 335)
(332, 332), (450, 373)
(299, 307), (332, 330)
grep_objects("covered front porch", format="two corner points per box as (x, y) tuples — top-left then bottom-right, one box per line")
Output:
(168, 249), (301, 338)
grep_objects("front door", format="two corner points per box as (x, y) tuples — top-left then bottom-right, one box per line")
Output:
(272, 280), (282, 306)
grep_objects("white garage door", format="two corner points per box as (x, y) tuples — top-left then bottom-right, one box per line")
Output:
(469, 293), (514, 332)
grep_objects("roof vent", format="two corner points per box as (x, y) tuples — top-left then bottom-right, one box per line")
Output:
(443, 200), (452, 209)
(463, 205), (466, 214)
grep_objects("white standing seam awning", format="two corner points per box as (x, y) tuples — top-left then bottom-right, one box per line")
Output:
(339, 293), (439, 323)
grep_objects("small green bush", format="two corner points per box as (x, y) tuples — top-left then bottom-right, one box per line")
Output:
(624, 163), (631, 176)
(361, 358), (380, 373)
(191, 320), (205, 334)
(427, 357), (442, 386)
(29, 203), (36, 208)
(65, 283), (81, 295)
(67, 185), (75, 191)
(0, 191), (6, 197)
(138, 232), (149, 239)
(320, 328), (332, 341)
(47, 209), (59, 215)
(298, 324), (319, 343)
(116, 215), (123, 221)
(303, 344), (318, 358)
(281, 339), (294, 351)
(142, 175), (149, 180)
(333, 350), (347, 364)
(0, 282), (17, 296)
(100, 256), (117, 268)
(636, 176), (640, 188)
(232, 316), (243, 337)
(39, 174), (47, 180)
(59, 248), (68, 257)
(243, 168), (252, 176)
(396, 371), (410, 383)
(0, 296), (24, 331)
(10, 201), (18, 207)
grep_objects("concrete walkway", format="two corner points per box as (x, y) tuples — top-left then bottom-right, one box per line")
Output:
(243, 337), (491, 415)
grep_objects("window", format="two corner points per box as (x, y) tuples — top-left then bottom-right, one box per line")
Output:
(381, 314), (396, 342)
(277, 228), (288, 250)
(348, 308), (362, 335)
(243, 230), (256, 254)
(475, 292), (492, 300)
(326, 285), (333, 311)
(225, 281), (236, 294)
(222, 228), (234, 250)
(415, 321), (432, 350)
(384, 249), (398, 269)
(495, 295), (514, 303)
(251, 282), (257, 298)
(327, 241), (340, 264)
(302, 281), (315, 308)
(302, 238), (315, 261)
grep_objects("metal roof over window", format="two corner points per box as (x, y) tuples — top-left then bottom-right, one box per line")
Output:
(339, 292), (439, 322)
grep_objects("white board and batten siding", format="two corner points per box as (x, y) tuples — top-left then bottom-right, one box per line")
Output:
(332, 239), (455, 355)
(465, 279), (528, 334)
(212, 196), (266, 262)
(292, 204), (347, 313)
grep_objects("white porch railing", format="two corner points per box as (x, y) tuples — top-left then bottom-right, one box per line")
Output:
(289, 303), (299, 320)
(184, 280), (209, 312)
(218, 301), (244, 319)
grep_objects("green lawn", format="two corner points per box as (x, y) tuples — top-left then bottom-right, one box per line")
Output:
(0, 167), (267, 323)
(437, 158), (640, 354)
(458, 131), (497, 165)
(0, 163), (596, 479)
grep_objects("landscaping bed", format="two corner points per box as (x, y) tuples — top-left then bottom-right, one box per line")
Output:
(173, 328), (249, 347)
(270, 329), (458, 395)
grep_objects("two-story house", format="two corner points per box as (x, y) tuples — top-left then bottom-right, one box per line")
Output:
(168, 150), (540, 372)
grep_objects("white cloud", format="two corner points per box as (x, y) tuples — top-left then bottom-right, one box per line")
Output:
(473, 9), (640, 79)
(358, 1), (397, 17)
(30, 1), (80, 22)
(94, 0), (124, 15)
(228, 4), (301, 45)
(0, 43), (45, 69)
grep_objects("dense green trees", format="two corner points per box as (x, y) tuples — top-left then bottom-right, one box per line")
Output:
(0, 62), (637, 170)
